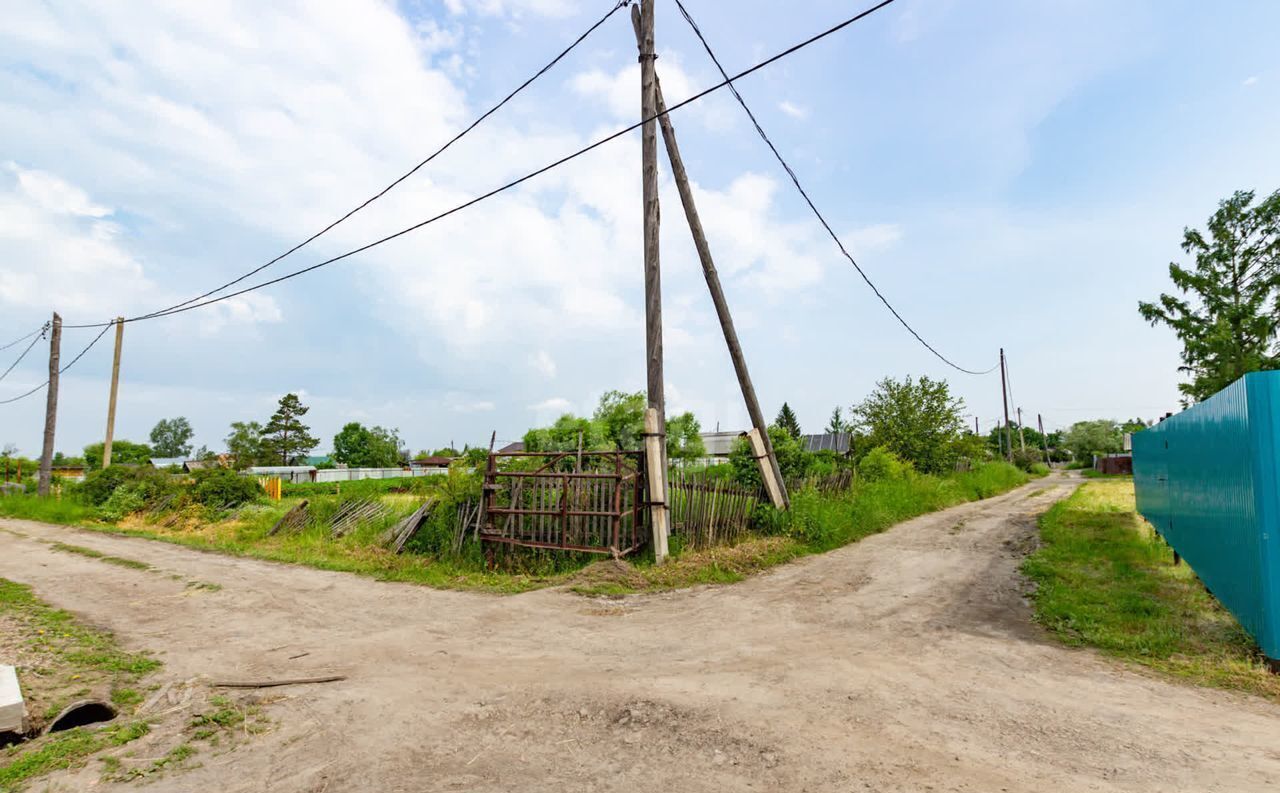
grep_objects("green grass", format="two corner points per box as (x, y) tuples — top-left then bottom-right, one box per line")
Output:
(1023, 480), (1280, 698)
(0, 578), (160, 791)
(0, 721), (150, 791)
(48, 542), (151, 571)
(1080, 469), (1133, 479)
(0, 496), (99, 526)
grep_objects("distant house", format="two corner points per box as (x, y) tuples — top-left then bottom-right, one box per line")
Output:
(411, 456), (453, 469)
(800, 432), (852, 455)
(247, 465), (317, 484)
(698, 431), (745, 458)
(497, 442), (525, 454)
(50, 465), (87, 482)
(149, 457), (186, 470)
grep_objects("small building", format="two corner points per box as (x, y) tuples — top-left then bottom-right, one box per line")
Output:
(149, 457), (186, 470)
(50, 465), (87, 482)
(247, 465), (318, 484)
(497, 441), (525, 454)
(411, 456), (453, 469)
(698, 431), (745, 458)
(800, 432), (852, 455)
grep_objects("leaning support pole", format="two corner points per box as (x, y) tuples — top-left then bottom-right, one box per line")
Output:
(38, 312), (62, 497)
(102, 317), (124, 469)
(631, 8), (789, 510)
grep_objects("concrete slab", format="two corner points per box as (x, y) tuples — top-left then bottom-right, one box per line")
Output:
(0, 664), (24, 733)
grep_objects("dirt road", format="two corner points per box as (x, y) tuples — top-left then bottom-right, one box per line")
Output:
(3, 473), (1279, 792)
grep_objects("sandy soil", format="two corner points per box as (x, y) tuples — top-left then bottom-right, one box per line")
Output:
(3, 472), (1280, 792)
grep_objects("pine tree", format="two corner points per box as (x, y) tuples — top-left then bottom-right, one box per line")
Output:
(1139, 189), (1280, 403)
(263, 393), (319, 465)
(825, 406), (848, 435)
(775, 402), (802, 440)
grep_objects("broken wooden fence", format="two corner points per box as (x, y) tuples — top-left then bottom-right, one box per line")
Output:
(667, 471), (760, 549)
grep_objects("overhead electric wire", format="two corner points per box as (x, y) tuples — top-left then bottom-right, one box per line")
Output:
(0, 322), (114, 405)
(0, 322), (50, 383)
(61, 0), (904, 329)
(672, 0), (996, 376)
(0, 325), (46, 352)
(63, 0), (631, 330)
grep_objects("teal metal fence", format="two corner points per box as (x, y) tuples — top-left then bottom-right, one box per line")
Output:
(1132, 371), (1280, 666)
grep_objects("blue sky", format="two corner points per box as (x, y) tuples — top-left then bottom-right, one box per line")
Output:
(1, 0), (1278, 457)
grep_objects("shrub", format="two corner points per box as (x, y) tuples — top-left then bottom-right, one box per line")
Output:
(190, 468), (261, 508)
(1010, 449), (1044, 472)
(858, 446), (908, 482)
(80, 466), (177, 507)
(99, 486), (147, 521)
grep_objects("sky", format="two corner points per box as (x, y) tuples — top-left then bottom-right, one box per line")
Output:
(1, 0), (1279, 457)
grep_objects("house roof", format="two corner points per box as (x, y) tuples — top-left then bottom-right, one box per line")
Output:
(800, 432), (852, 454)
(497, 441), (525, 454)
(698, 431), (745, 457)
(412, 456), (453, 467)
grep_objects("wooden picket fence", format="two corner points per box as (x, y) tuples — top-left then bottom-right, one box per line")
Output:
(667, 471), (760, 550)
(258, 476), (282, 501)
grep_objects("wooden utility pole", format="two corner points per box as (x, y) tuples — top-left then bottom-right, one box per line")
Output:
(999, 348), (1012, 461)
(1016, 407), (1027, 452)
(637, 0), (669, 562)
(974, 416), (979, 435)
(629, 8), (788, 509)
(38, 312), (61, 497)
(102, 317), (124, 469)
(1038, 413), (1050, 463)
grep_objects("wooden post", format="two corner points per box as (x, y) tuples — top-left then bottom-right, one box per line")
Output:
(631, 8), (788, 509)
(102, 317), (124, 469)
(637, 0), (670, 542)
(999, 348), (1013, 462)
(1016, 407), (1027, 453)
(644, 408), (670, 562)
(38, 312), (61, 497)
(747, 428), (785, 508)
(1038, 413), (1050, 463)
(974, 416), (979, 435)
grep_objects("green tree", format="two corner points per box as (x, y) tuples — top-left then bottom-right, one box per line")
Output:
(1062, 420), (1123, 462)
(523, 413), (606, 453)
(729, 425), (808, 488)
(775, 402), (802, 440)
(149, 417), (194, 458)
(825, 406), (850, 435)
(332, 422), (401, 468)
(592, 390), (646, 450)
(850, 375), (965, 474)
(262, 394), (319, 465)
(225, 421), (266, 469)
(666, 411), (706, 463)
(1139, 189), (1280, 404)
(84, 440), (152, 470)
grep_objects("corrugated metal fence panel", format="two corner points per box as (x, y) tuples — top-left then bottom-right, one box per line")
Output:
(1132, 372), (1280, 658)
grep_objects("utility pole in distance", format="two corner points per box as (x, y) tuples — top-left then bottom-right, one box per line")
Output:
(637, 0), (669, 562)
(1016, 406), (1027, 452)
(1038, 413), (1050, 463)
(999, 348), (1012, 461)
(629, 8), (788, 509)
(102, 317), (124, 469)
(38, 312), (61, 496)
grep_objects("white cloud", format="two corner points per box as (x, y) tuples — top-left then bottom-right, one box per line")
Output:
(778, 100), (807, 120)
(528, 396), (571, 412)
(442, 0), (575, 19)
(1243, 75), (1260, 87)
(452, 400), (496, 413)
(844, 223), (904, 253)
(531, 349), (557, 378)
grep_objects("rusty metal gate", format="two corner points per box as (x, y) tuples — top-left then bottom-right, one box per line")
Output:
(480, 450), (647, 556)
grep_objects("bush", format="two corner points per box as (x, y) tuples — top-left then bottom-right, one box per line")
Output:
(1010, 449), (1045, 472)
(190, 468), (261, 508)
(858, 446), (909, 482)
(80, 466), (177, 507)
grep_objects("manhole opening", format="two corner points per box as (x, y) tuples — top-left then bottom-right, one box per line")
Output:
(47, 700), (117, 733)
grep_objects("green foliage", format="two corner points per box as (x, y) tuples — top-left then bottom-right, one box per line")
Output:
(727, 426), (810, 488)
(80, 466), (177, 510)
(190, 467), (261, 507)
(149, 417), (194, 458)
(666, 411), (705, 462)
(1062, 419), (1123, 461)
(225, 420), (268, 469)
(523, 413), (605, 453)
(1139, 189), (1280, 404)
(850, 375), (966, 474)
(461, 447), (489, 468)
(825, 406), (851, 435)
(1010, 448), (1045, 472)
(83, 440), (152, 471)
(593, 390), (646, 450)
(857, 445), (909, 482)
(774, 402), (802, 439)
(262, 393), (319, 465)
(332, 422), (402, 468)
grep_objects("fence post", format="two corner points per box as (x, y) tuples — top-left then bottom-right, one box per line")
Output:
(644, 408), (670, 563)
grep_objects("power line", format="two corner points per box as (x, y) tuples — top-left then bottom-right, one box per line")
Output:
(673, 0), (995, 376)
(64, 0), (630, 330)
(0, 322), (114, 405)
(0, 325), (46, 352)
(0, 322), (50, 383)
(62, 0), (902, 329)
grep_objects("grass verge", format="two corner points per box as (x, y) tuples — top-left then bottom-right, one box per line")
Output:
(1022, 479), (1280, 699)
(0, 578), (160, 791)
